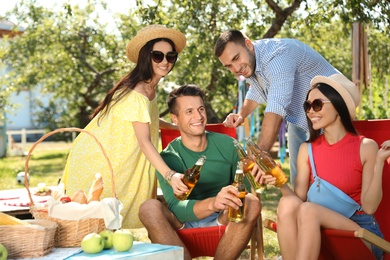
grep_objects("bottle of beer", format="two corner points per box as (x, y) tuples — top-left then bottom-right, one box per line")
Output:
(175, 155), (206, 200)
(233, 139), (266, 193)
(228, 162), (246, 223)
(245, 137), (288, 187)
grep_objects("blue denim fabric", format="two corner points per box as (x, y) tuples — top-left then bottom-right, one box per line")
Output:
(287, 122), (309, 188)
(351, 213), (384, 260)
(183, 212), (222, 229)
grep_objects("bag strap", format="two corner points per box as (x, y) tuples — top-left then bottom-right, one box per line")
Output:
(307, 143), (318, 178)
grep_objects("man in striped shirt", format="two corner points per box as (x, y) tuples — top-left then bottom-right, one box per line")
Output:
(214, 30), (339, 188)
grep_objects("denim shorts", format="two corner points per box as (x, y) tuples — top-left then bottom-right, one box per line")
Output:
(351, 213), (384, 260)
(180, 212), (223, 229)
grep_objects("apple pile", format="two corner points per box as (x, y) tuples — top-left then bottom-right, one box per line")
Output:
(81, 229), (134, 254)
(0, 243), (7, 260)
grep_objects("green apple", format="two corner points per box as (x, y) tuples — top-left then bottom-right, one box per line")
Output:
(99, 229), (114, 249)
(81, 233), (104, 254)
(0, 243), (8, 260)
(113, 229), (134, 252)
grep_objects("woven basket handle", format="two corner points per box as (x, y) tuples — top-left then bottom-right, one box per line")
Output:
(24, 127), (116, 207)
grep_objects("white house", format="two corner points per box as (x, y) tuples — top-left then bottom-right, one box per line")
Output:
(1, 20), (51, 157)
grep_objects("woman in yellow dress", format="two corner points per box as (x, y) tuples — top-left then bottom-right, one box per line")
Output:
(61, 25), (186, 228)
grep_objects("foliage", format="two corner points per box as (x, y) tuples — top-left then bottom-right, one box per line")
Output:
(0, 0), (389, 129)
(2, 1), (135, 128)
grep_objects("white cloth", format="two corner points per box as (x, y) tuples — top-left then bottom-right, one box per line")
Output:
(47, 197), (123, 229)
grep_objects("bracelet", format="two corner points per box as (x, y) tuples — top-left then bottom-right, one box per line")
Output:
(166, 170), (176, 185)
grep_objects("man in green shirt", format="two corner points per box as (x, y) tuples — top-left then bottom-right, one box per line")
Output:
(139, 84), (261, 260)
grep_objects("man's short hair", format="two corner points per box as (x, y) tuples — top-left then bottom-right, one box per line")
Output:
(168, 84), (205, 115)
(214, 30), (247, 57)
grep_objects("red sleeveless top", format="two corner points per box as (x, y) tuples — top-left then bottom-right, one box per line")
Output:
(310, 133), (364, 206)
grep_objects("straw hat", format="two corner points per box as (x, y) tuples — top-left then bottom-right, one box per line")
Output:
(310, 74), (360, 119)
(126, 24), (186, 63)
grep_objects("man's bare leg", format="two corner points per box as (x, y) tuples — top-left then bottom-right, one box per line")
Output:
(214, 194), (261, 260)
(139, 199), (192, 260)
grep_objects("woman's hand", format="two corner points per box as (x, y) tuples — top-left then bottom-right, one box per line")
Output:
(170, 173), (189, 196)
(252, 162), (277, 186)
(378, 140), (390, 162)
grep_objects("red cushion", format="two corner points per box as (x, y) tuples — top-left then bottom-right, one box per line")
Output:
(319, 229), (375, 260)
(176, 226), (226, 257)
(161, 123), (236, 149)
(353, 119), (390, 241)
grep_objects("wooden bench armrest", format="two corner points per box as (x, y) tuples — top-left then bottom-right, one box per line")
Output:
(355, 228), (390, 253)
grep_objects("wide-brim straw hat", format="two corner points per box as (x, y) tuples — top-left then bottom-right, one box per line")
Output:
(310, 74), (360, 119)
(126, 24), (186, 63)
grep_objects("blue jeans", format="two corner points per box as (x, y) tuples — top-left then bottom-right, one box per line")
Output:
(287, 123), (308, 189)
(351, 213), (384, 260)
(182, 212), (223, 229)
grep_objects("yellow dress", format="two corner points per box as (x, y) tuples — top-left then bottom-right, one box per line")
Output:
(62, 90), (159, 228)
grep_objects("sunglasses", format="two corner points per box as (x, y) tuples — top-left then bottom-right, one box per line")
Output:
(303, 99), (331, 113)
(151, 51), (178, 64)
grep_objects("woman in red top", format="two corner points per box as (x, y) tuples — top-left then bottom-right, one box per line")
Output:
(271, 74), (390, 260)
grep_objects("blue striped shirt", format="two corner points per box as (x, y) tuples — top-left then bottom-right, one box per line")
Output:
(245, 38), (340, 131)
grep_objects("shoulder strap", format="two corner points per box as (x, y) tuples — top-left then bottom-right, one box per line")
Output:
(307, 143), (317, 177)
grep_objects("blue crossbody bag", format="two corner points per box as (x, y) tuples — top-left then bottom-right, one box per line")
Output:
(306, 143), (363, 218)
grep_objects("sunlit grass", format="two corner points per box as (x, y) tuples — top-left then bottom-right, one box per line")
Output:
(0, 149), (69, 190)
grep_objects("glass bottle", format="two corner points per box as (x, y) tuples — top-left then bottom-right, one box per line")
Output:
(245, 137), (288, 187)
(175, 155), (206, 200)
(233, 139), (266, 193)
(228, 162), (246, 223)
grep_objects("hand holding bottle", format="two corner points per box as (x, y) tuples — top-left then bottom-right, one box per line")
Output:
(212, 186), (243, 212)
(245, 137), (288, 188)
(169, 173), (189, 196)
(228, 162), (247, 223)
(175, 155), (206, 200)
(233, 140), (267, 193)
(251, 161), (278, 186)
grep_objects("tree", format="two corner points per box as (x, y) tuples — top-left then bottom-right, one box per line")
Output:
(1, 1), (137, 128)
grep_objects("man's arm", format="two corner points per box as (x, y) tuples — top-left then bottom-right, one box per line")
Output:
(257, 112), (283, 152)
(159, 118), (178, 130)
(224, 99), (259, 128)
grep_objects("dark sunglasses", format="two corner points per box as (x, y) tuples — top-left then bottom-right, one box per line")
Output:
(151, 51), (178, 64)
(303, 99), (331, 113)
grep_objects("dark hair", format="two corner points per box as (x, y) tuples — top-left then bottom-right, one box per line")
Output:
(214, 30), (247, 57)
(167, 84), (205, 115)
(90, 38), (176, 121)
(306, 83), (358, 142)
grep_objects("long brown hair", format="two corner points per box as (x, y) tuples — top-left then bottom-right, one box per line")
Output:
(306, 83), (358, 142)
(90, 38), (176, 122)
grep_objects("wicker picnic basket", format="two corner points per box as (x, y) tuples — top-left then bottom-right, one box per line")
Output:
(0, 219), (58, 258)
(24, 127), (118, 247)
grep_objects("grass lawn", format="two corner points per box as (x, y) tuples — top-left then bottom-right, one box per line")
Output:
(0, 147), (70, 190)
(0, 141), (286, 259)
